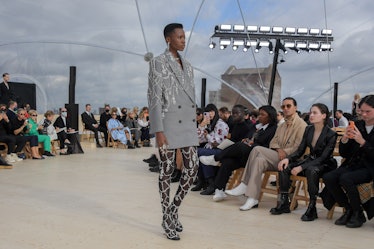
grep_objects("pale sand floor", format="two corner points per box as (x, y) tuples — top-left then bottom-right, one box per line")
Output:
(0, 143), (373, 249)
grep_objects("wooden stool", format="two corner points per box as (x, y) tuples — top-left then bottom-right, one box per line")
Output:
(259, 171), (279, 202)
(226, 168), (244, 190)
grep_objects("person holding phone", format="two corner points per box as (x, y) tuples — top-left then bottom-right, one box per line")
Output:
(323, 95), (374, 228)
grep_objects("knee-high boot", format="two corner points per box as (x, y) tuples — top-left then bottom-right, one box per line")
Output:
(301, 198), (318, 221)
(270, 193), (290, 215)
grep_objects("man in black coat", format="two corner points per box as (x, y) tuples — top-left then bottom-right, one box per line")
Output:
(81, 104), (107, 148)
(0, 73), (16, 105)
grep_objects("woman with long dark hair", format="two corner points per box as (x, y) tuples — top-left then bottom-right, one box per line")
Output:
(323, 95), (374, 228)
(270, 103), (337, 221)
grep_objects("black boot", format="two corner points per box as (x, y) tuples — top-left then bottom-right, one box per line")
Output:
(301, 199), (318, 221)
(127, 140), (135, 149)
(346, 210), (366, 228)
(335, 208), (353, 226)
(270, 193), (290, 215)
(134, 140), (141, 148)
(143, 154), (157, 163)
(191, 175), (206, 191)
(200, 178), (215, 195)
(171, 169), (182, 183)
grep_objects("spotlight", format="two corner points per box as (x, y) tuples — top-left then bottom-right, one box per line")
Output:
(297, 28), (308, 34)
(259, 40), (270, 47)
(321, 29), (333, 36)
(220, 45), (227, 50)
(232, 39), (244, 51)
(259, 26), (271, 33)
(255, 43), (261, 53)
(308, 42), (319, 50)
(272, 26), (283, 33)
(296, 41), (307, 49)
(247, 25), (258, 32)
(243, 46), (250, 52)
(219, 24), (232, 31)
(209, 41), (216, 49)
(284, 41), (295, 48)
(233, 25), (245, 32)
(246, 40), (258, 47)
(309, 28), (320, 35)
(279, 42), (288, 54)
(232, 45), (238, 51)
(285, 27), (296, 34)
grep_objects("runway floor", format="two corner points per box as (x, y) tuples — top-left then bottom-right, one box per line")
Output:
(0, 142), (373, 249)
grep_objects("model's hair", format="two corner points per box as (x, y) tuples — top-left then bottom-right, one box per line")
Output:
(311, 103), (329, 126)
(163, 23), (183, 38)
(359, 95), (374, 108)
(2, 73), (9, 77)
(282, 97), (297, 106)
(259, 105), (277, 126)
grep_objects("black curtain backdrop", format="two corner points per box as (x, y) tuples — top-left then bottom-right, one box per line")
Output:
(9, 82), (36, 109)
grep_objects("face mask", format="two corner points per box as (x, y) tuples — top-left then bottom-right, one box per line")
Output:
(61, 112), (67, 117)
(105, 109), (110, 113)
(122, 111), (127, 114)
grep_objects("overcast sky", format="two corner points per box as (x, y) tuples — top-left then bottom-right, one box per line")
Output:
(0, 0), (373, 113)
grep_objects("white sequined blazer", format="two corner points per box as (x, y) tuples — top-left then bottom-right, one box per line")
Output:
(148, 49), (199, 149)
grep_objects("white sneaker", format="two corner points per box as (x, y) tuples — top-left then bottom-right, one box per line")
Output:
(199, 155), (219, 166)
(239, 198), (259, 211)
(5, 154), (16, 163)
(11, 153), (23, 162)
(213, 189), (227, 202)
(225, 182), (247, 196)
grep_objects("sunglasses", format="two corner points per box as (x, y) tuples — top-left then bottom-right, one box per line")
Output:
(281, 104), (293, 109)
(31, 114), (38, 117)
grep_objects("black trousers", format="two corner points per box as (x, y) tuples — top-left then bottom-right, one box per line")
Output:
(85, 126), (108, 145)
(214, 142), (252, 190)
(57, 131), (67, 149)
(0, 135), (16, 154)
(279, 164), (331, 199)
(323, 166), (372, 212)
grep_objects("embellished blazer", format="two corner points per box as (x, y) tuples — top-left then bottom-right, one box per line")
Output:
(148, 50), (198, 149)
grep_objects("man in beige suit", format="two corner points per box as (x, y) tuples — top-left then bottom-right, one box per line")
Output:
(226, 97), (307, 210)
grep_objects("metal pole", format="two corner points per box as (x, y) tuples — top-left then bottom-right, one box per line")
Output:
(201, 78), (206, 108)
(268, 39), (280, 105)
(333, 82), (338, 115)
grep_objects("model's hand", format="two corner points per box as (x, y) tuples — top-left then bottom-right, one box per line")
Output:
(156, 132), (168, 148)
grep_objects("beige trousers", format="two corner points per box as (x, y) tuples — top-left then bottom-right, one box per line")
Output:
(241, 146), (279, 199)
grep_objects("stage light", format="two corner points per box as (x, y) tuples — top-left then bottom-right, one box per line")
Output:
(233, 25), (245, 32)
(209, 41), (216, 49)
(285, 27), (296, 34)
(297, 28), (308, 34)
(243, 46), (249, 52)
(320, 43), (332, 51)
(232, 39), (244, 51)
(272, 27), (283, 33)
(259, 40), (270, 47)
(284, 41), (295, 48)
(321, 29), (333, 36)
(220, 45), (226, 50)
(308, 42), (319, 50)
(309, 28), (320, 35)
(247, 25), (258, 32)
(246, 40), (258, 47)
(219, 24), (232, 31)
(259, 26), (271, 33)
(219, 39), (231, 46)
(296, 41), (307, 49)
(279, 42), (288, 54)
(290, 47), (300, 53)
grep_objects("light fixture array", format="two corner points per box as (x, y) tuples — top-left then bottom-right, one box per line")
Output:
(210, 24), (334, 53)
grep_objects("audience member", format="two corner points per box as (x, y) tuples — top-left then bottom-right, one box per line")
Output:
(25, 110), (54, 157)
(6, 100), (17, 121)
(352, 93), (361, 119)
(270, 103), (337, 221)
(219, 106), (234, 132)
(138, 107), (151, 145)
(39, 110), (58, 141)
(10, 109), (44, 159)
(107, 110), (135, 149)
(81, 104), (107, 148)
(99, 104), (111, 146)
(335, 110), (349, 127)
(199, 105), (277, 201)
(323, 95), (374, 228)
(226, 97), (307, 211)
(54, 107), (71, 154)
(192, 104), (229, 194)
(277, 110), (285, 126)
(125, 110), (141, 148)
(0, 73), (16, 105)
(0, 103), (23, 163)
(118, 107), (128, 125)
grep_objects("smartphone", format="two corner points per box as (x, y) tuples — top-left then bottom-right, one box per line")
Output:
(348, 120), (355, 138)
(203, 112), (210, 118)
